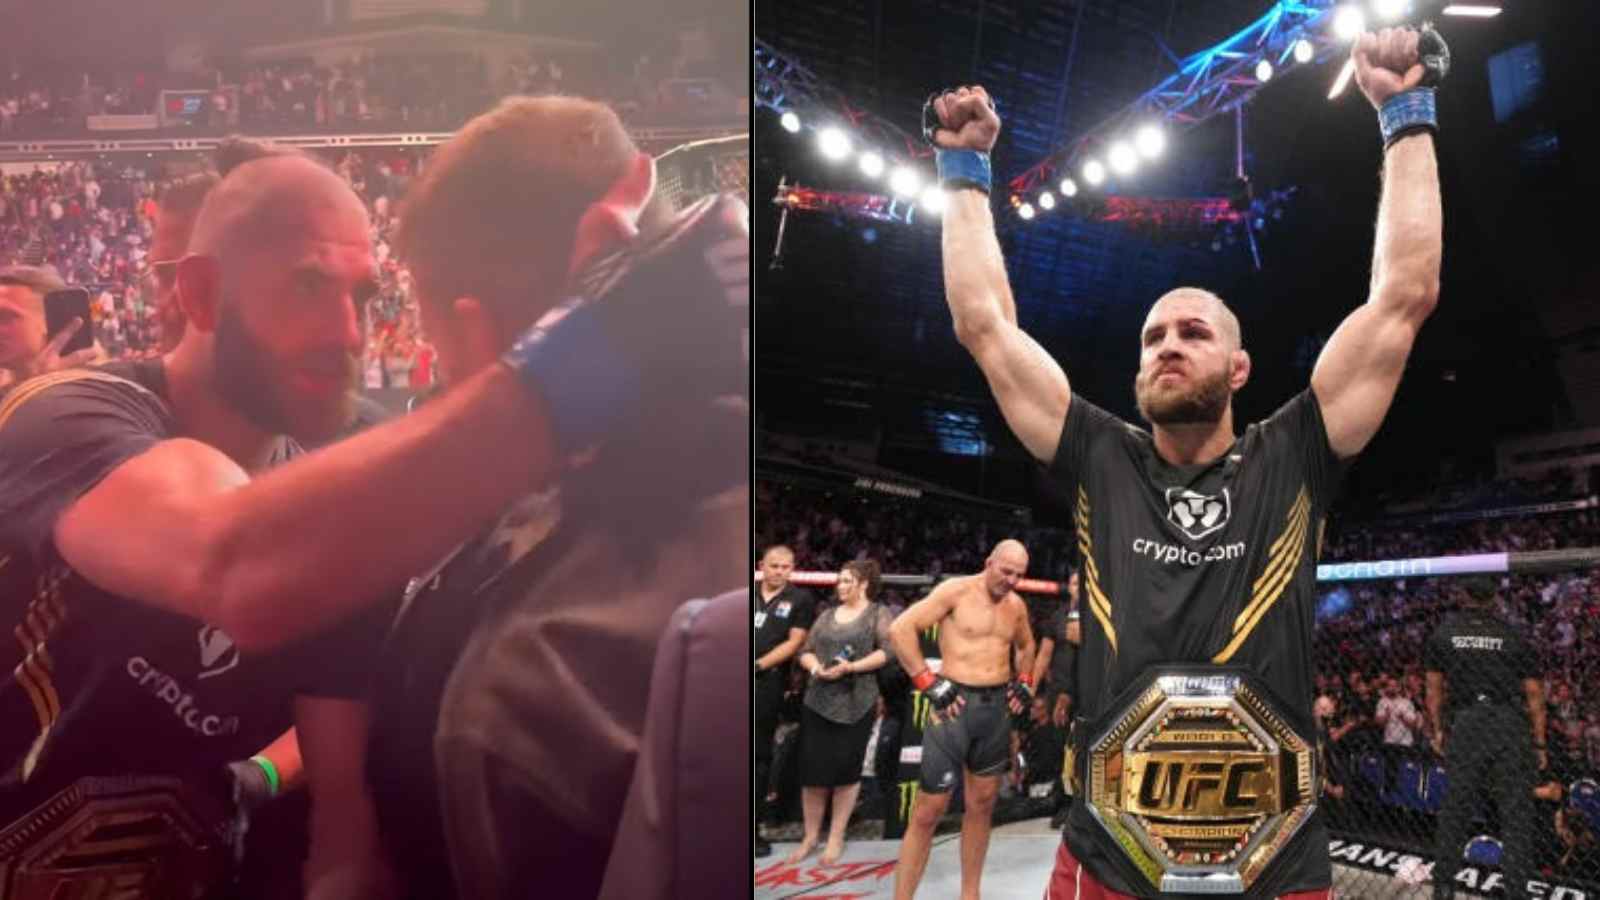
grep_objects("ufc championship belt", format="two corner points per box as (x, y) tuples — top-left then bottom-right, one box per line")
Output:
(0, 776), (232, 900)
(1072, 667), (1317, 895)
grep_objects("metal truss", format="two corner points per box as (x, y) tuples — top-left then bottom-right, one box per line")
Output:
(754, 36), (931, 165)
(1009, 1), (1343, 195)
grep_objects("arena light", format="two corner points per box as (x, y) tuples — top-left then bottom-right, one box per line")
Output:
(780, 111), (801, 133)
(888, 166), (922, 198)
(1294, 38), (1314, 64)
(1135, 124), (1166, 159)
(1059, 177), (1078, 198)
(1255, 59), (1274, 83)
(1038, 191), (1056, 211)
(1082, 158), (1106, 186)
(1108, 141), (1138, 176)
(1018, 202), (1036, 220)
(818, 127), (852, 161)
(1328, 58), (1357, 99)
(1333, 5), (1365, 40)
(858, 151), (885, 179)
(1372, 0), (1408, 21)
(1442, 4), (1500, 15)
(919, 186), (947, 214)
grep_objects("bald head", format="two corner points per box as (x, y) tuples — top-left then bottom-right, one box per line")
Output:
(1147, 288), (1241, 351)
(189, 155), (369, 266)
(990, 539), (1029, 567)
(982, 539), (1029, 599)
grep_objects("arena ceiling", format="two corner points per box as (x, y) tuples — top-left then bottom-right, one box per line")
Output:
(754, 0), (1592, 485)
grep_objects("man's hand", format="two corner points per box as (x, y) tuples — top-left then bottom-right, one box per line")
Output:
(917, 674), (965, 723)
(1537, 748), (1549, 771)
(930, 86), (1000, 153)
(1353, 27), (1425, 110)
(1431, 732), (1446, 757)
(1007, 675), (1034, 717)
(16, 317), (101, 380)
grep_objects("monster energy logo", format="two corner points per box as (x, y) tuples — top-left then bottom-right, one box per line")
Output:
(898, 780), (920, 824)
(912, 692), (932, 730)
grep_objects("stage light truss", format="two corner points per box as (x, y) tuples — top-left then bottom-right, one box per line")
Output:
(755, 37), (931, 166)
(1008, 1), (1342, 197)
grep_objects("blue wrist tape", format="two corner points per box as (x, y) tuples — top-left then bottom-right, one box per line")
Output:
(501, 298), (640, 456)
(1379, 88), (1437, 149)
(936, 149), (992, 195)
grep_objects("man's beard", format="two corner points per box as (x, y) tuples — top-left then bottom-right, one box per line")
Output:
(213, 302), (354, 445)
(1134, 364), (1231, 426)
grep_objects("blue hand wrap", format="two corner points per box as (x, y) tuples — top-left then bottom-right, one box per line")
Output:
(501, 297), (639, 456)
(936, 148), (992, 195)
(1379, 88), (1437, 150)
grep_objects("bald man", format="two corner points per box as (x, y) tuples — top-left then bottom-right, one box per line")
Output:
(143, 169), (220, 352)
(0, 134), (743, 898)
(889, 540), (1036, 900)
(927, 24), (1442, 898)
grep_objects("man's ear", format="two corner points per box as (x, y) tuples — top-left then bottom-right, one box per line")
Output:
(1230, 349), (1252, 392)
(567, 153), (657, 281)
(175, 254), (222, 333)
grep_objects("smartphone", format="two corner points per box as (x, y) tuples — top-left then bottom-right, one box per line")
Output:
(44, 288), (93, 355)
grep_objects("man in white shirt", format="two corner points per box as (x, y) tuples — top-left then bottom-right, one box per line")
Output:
(1376, 673), (1423, 747)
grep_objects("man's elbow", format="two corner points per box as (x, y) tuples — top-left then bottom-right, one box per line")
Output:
(1376, 276), (1439, 322)
(952, 312), (1002, 351)
(200, 514), (294, 654)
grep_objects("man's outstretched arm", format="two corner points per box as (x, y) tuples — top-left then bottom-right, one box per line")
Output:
(1311, 29), (1443, 460)
(934, 86), (1071, 463)
(50, 199), (750, 651)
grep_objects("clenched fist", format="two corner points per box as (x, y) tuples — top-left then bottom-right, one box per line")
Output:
(929, 85), (1001, 154)
(1353, 27), (1427, 110)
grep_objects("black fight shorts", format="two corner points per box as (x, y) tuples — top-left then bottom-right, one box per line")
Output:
(918, 681), (1012, 793)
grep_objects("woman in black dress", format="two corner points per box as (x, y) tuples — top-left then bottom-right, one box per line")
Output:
(786, 559), (894, 865)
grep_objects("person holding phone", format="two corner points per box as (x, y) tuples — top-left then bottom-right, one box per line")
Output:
(0, 265), (102, 393)
(789, 559), (895, 866)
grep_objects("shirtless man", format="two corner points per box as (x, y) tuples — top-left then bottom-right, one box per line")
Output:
(889, 539), (1037, 900)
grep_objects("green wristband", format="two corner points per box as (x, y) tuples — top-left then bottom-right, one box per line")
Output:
(250, 754), (281, 796)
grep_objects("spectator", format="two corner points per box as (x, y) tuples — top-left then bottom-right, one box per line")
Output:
(790, 560), (894, 866)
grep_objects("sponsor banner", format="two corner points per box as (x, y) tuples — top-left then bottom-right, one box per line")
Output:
(853, 476), (922, 499)
(1328, 837), (1590, 899)
(1317, 552), (1509, 582)
(86, 114), (159, 132)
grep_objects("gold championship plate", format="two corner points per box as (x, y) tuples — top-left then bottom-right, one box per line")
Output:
(1080, 669), (1317, 894)
(0, 775), (231, 900)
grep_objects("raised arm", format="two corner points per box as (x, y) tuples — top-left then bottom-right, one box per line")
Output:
(1311, 29), (1443, 460)
(932, 87), (1071, 463)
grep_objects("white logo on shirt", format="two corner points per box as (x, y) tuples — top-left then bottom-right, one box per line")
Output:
(196, 625), (240, 680)
(1451, 635), (1504, 651)
(776, 602), (792, 619)
(1166, 487), (1232, 540)
(126, 657), (242, 737)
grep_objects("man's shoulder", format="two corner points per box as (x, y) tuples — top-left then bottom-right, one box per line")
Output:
(0, 365), (171, 452)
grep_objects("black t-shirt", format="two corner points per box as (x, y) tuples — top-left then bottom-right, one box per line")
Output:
(0, 360), (383, 826)
(1424, 609), (1538, 718)
(1053, 389), (1344, 898)
(1047, 605), (1079, 698)
(754, 583), (818, 672)
(1022, 721), (1068, 786)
